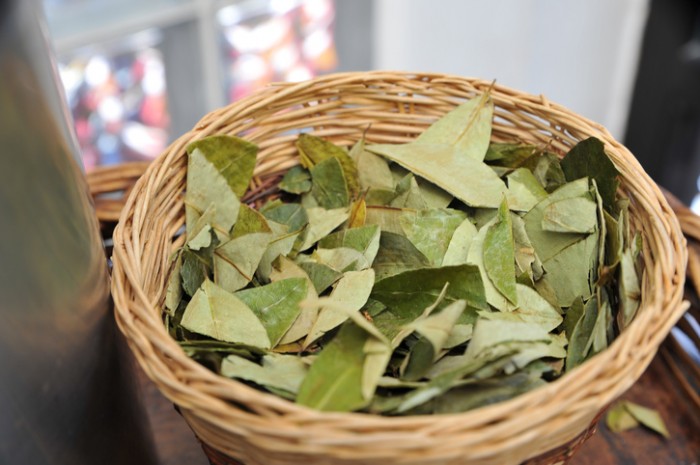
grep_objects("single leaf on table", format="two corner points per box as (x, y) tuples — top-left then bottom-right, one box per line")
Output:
(310, 156), (351, 209)
(180, 279), (270, 348)
(221, 353), (308, 395)
(296, 133), (360, 198)
(541, 197), (598, 233)
(560, 137), (620, 212)
(235, 277), (308, 346)
(371, 231), (430, 280)
(414, 91), (494, 162)
(318, 224), (381, 266)
(442, 218), (479, 266)
(400, 208), (467, 266)
(483, 198), (517, 305)
(606, 401), (640, 433)
(297, 206), (349, 252)
(623, 401), (670, 438)
(259, 202), (308, 235)
(349, 137), (394, 191)
(506, 168), (548, 211)
(296, 322), (370, 412)
(279, 165), (312, 194)
(269, 256), (320, 345)
(305, 268), (376, 346)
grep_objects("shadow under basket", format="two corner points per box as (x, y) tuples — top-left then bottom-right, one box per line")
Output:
(111, 71), (688, 465)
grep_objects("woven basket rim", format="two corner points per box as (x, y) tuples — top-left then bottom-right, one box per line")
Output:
(111, 70), (688, 464)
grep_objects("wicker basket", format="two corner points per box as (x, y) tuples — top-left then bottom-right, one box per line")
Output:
(111, 71), (688, 465)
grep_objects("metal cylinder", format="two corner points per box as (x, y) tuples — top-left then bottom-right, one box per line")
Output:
(0, 1), (158, 463)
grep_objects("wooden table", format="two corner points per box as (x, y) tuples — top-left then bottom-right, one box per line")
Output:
(134, 340), (700, 465)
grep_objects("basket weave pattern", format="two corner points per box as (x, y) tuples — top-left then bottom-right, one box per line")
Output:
(111, 72), (688, 465)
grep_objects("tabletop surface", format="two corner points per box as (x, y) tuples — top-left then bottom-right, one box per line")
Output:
(135, 340), (700, 465)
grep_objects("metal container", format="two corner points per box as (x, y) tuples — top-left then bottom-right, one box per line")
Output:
(0, 1), (158, 463)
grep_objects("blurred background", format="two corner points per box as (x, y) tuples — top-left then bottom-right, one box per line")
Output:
(42, 0), (700, 206)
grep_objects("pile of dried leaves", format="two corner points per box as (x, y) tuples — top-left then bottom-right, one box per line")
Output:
(165, 91), (642, 414)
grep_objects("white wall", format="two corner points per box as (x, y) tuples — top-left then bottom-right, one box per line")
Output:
(372, 0), (649, 140)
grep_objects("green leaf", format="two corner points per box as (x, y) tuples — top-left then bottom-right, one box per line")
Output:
(269, 256), (319, 345)
(506, 168), (548, 211)
(371, 265), (487, 339)
(297, 207), (349, 252)
(606, 401), (640, 433)
(566, 295), (598, 370)
(214, 231), (272, 292)
(617, 247), (641, 331)
(310, 156), (351, 209)
(187, 203), (217, 250)
(297, 133), (360, 198)
(185, 146), (241, 236)
(391, 165), (453, 209)
(415, 91), (494, 162)
(165, 251), (183, 315)
(523, 177), (591, 263)
(560, 137), (620, 211)
(542, 197), (598, 233)
(349, 137), (394, 191)
(390, 173), (429, 209)
(483, 198), (517, 304)
(180, 248), (209, 297)
(465, 318), (551, 360)
(180, 280), (270, 348)
(305, 268), (376, 346)
(235, 277), (307, 346)
(257, 221), (302, 282)
(401, 300), (467, 380)
(623, 401), (670, 438)
(368, 142), (508, 208)
(318, 224), (381, 266)
(279, 165), (312, 194)
(511, 213), (544, 282)
(296, 260), (342, 294)
(512, 284), (563, 331)
(468, 218), (515, 311)
(541, 231), (599, 307)
(442, 218), (479, 267)
(297, 322), (369, 411)
(232, 203), (273, 237)
(261, 202), (309, 235)
(313, 247), (370, 272)
(521, 151), (566, 192)
(485, 143), (537, 166)
(371, 231), (430, 280)
(365, 205), (415, 235)
(221, 353), (308, 395)
(400, 208), (467, 266)
(187, 135), (258, 198)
